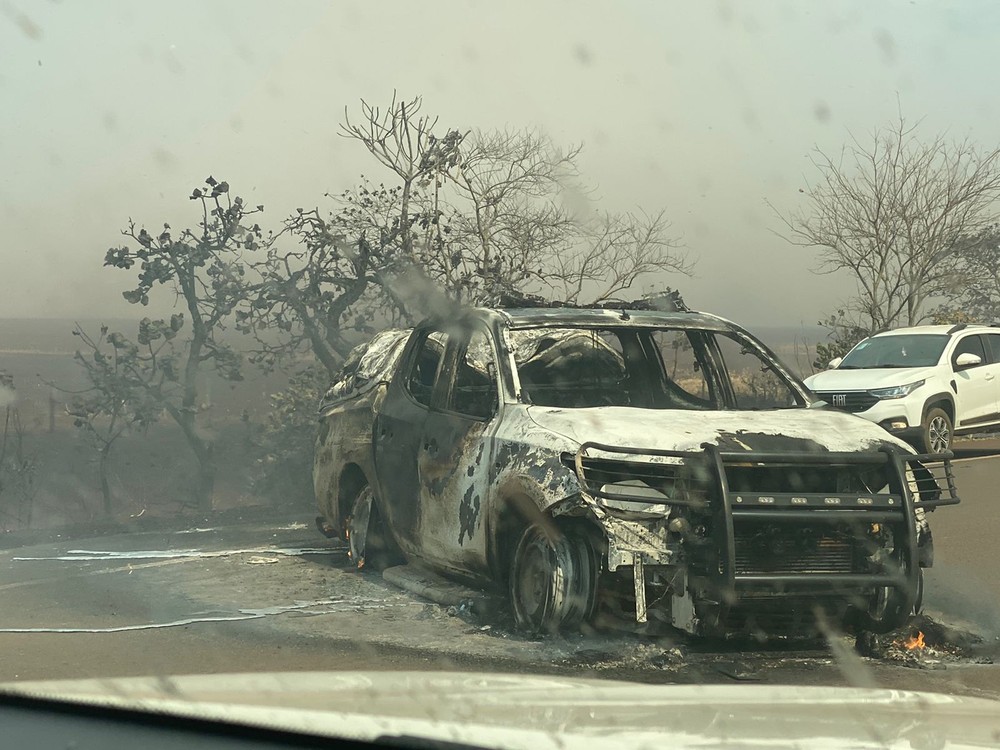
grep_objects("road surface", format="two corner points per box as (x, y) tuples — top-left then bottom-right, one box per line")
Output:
(0, 443), (998, 699)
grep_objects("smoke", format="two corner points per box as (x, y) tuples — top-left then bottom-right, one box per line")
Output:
(380, 265), (466, 323)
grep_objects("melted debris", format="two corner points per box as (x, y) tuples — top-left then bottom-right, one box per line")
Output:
(856, 614), (996, 668)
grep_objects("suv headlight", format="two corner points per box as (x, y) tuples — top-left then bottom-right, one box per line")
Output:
(870, 380), (925, 399)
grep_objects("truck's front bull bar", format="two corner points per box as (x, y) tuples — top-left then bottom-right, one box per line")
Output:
(574, 442), (960, 628)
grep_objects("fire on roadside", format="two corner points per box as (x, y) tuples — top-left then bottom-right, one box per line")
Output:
(903, 630), (926, 651)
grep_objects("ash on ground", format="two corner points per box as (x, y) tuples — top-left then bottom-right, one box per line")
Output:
(856, 614), (996, 668)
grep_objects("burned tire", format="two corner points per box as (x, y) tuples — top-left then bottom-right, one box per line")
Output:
(913, 567), (924, 616)
(509, 522), (596, 634)
(920, 407), (952, 454)
(854, 567), (922, 634)
(344, 485), (401, 571)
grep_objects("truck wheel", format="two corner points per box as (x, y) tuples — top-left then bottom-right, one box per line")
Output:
(856, 567), (922, 634)
(344, 485), (400, 571)
(509, 522), (596, 633)
(920, 407), (952, 454)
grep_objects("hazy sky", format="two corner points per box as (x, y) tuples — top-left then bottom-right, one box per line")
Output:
(3, 0), (1000, 327)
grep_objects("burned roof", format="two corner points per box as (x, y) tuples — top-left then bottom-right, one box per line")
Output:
(492, 306), (738, 332)
(419, 290), (747, 336)
(462, 289), (741, 331)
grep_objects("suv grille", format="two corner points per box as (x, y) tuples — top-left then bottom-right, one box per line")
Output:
(814, 391), (879, 413)
(733, 523), (859, 575)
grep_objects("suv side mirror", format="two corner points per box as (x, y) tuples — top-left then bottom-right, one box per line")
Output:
(955, 352), (983, 369)
(827, 357), (843, 369)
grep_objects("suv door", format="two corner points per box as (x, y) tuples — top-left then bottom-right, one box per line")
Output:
(980, 333), (1000, 426)
(951, 334), (997, 428)
(373, 328), (450, 557)
(415, 324), (500, 576)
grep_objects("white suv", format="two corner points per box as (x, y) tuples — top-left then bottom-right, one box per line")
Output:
(804, 324), (1000, 453)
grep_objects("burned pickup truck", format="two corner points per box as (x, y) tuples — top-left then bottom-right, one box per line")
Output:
(314, 301), (960, 638)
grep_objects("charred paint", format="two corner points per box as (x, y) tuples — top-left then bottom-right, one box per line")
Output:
(522, 405), (904, 455)
(313, 385), (386, 534)
(317, 329), (411, 416)
(313, 306), (956, 638)
(466, 441), (484, 477)
(490, 434), (582, 516)
(458, 485), (481, 545)
(715, 431), (832, 454)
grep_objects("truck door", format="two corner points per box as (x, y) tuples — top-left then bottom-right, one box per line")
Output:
(415, 325), (501, 576)
(373, 328), (450, 557)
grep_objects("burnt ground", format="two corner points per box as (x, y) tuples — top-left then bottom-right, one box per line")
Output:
(0, 443), (998, 698)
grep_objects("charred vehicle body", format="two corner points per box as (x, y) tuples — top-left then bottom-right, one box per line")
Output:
(314, 300), (960, 638)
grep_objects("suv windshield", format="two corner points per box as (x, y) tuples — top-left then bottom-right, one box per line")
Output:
(840, 334), (949, 369)
(511, 326), (803, 410)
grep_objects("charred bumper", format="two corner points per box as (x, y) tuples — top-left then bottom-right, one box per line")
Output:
(573, 442), (960, 635)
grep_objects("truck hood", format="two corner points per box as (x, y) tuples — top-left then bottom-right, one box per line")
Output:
(525, 405), (911, 454)
(3, 670), (998, 749)
(805, 367), (939, 392)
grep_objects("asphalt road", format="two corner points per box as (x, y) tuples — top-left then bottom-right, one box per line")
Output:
(1, 443), (999, 700)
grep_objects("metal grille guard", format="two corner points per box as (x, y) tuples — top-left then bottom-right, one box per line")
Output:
(573, 441), (960, 597)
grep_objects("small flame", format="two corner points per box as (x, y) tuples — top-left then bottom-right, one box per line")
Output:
(904, 630), (925, 650)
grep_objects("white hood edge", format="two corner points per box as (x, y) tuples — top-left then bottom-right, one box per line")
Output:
(524, 405), (913, 455)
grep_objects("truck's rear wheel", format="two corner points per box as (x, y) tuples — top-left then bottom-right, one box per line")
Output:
(344, 485), (400, 571)
(509, 522), (596, 633)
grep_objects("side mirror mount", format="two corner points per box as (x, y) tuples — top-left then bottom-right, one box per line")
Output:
(955, 352), (983, 369)
(827, 357), (843, 370)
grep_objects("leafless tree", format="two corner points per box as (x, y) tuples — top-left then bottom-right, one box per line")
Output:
(542, 210), (691, 305)
(444, 129), (691, 305)
(242, 94), (470, 378)
(434, 129), (578, 301)
(775, 115), (1000, 333)
(937, 223), (1000, 323)
(337, 95), (691, 313)
(341, 94), (463, 264)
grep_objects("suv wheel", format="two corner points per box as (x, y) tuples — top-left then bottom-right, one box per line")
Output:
(920, 407), (952, 454)
(344, 485), (401, 571)
(509, 521), (596, 633)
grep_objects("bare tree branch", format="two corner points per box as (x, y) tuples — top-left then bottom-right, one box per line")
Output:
(773, 114), (1000, 332)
